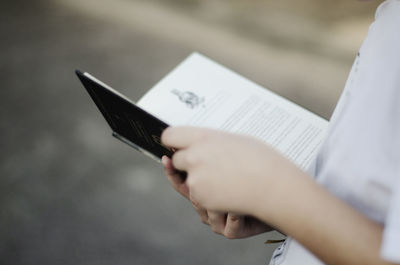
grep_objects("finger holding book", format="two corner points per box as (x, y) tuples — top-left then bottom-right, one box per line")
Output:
(161, 154), (272, 239)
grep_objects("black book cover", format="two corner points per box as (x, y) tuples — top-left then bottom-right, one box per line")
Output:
(76, 70), (174, 161)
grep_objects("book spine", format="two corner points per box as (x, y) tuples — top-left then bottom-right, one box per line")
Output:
(112, 131), (162, 163)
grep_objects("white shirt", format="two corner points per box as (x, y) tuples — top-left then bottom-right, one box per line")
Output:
(270, 1), (400, 264)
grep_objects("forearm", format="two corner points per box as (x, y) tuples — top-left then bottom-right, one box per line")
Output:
(254, 168), (396, 265)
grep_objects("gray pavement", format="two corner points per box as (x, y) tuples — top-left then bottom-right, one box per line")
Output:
(0, 0), (378, 264)
(0, 1), (278, 264)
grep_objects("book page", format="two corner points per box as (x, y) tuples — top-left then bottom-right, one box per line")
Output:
(137, 53), (328, 170)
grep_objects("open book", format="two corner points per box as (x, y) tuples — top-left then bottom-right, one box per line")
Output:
(77, 53), (328, 170)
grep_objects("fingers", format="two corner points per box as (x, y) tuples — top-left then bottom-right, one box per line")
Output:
(162, 155), (209, 225)
(192, 201), (209, 225)
(208, 212), (227, 235)
(193, 205), (227, 236)
(224, 214), (244, 239)
(161, 126), (210, 149)
(244, 216), (274, 235)
(162, 156), (189, 199)
(162, 155), (181, 181)
(226, 215), (272, 239)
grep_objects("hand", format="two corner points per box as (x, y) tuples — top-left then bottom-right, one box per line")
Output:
(162, 127), (301, 216)
(162, 156), (272, 238)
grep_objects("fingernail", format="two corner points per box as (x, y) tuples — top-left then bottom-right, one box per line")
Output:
(161, 156), (167, 165)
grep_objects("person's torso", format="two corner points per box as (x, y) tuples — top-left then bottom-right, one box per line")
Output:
(269, 1), (400, 264)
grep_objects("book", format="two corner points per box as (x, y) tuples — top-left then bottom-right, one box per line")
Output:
(76, 53), (328, 170)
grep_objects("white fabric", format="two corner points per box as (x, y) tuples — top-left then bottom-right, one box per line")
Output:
(270, 1), (400, 264)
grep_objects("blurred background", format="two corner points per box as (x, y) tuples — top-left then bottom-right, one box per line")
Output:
(1, 0), (381, 264)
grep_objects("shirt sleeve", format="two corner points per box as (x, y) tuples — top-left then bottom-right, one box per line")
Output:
(372, 1), (400, 262)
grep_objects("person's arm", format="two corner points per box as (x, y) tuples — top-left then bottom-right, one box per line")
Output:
(161, 126), (399, 265)
(255, 166), (396, 265)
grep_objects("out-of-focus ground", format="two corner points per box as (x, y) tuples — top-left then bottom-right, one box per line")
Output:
(0, 0), (381, 264)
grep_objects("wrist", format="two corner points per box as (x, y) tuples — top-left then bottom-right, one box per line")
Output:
(252, 162), (312, 229)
